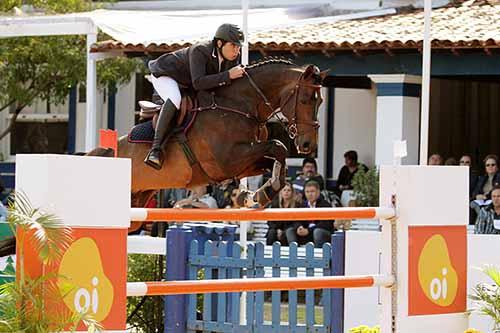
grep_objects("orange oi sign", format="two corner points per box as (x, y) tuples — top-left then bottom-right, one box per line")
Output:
(21, 228), (127, 330)
(408, 226), (467, 316)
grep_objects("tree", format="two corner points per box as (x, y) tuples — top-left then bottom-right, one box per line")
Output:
(0, 0), (143, 142)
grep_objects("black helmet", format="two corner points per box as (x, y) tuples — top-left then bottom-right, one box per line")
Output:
(214, 23), (245, 46)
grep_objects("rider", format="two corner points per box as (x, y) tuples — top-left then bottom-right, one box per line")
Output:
(145, 23), (246, 170)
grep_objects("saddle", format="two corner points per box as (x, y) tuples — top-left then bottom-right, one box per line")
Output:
(138, 94), (197, 129)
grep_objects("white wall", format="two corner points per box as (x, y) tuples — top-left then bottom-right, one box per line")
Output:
(115, 75), (137, 137)
(332, 87), (376, 178)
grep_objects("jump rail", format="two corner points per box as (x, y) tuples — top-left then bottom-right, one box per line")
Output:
(130, 207), (396, 222)
(126, 274), (395, 296)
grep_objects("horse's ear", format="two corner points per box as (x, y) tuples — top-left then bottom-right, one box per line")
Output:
(320, 69), (330, 82)
(303, 65), (319, 79)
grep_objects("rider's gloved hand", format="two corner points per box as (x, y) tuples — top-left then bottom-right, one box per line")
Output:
(229, 65), (246, 80)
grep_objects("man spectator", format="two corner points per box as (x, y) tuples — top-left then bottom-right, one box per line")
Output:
(303, 180), (335, 248)
(335, 150), (368, 197)
(472, 185), (500, 234)
(460, 154), (478, 198)
(292, 157), (325, 201)
(428, 153), (443, 166)
(174, 185), (218, 209)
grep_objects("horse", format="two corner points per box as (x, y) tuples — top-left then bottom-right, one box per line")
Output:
(88, 59), (327, 233)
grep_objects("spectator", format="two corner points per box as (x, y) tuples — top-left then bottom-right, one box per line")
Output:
(174, 185), (218, 209)
(472, 185), (500, 234)
(428, 153), (443, 166)
(223, 187), (252, 240)
(292, 158), (325, 201)
(472, 154), (500, 201)
(266, 183), (298, 245)
(303, 180), (336, 248)
(444, 157), (457, 166)
(459, 155), (478, 198)
(212, 179), (239, 208)
(335, 150), (368, 197)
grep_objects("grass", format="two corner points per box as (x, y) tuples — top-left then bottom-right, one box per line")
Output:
(263, 303), (324, 324)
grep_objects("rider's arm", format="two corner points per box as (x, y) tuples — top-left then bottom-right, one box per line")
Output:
(189, 46), (232, 91)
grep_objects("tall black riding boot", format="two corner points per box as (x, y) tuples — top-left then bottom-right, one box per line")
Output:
(144, 99), (178, 170)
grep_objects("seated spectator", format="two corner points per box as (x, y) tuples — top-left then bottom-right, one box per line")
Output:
(212, 179), (239, 208)
(471, 154), (500, 202)
(460, 154), (479, 225)
(303, 180), (336, 248)
(174, 185), (218, 209)
(444, 157), (457, 165)
(428, 153), (443, 166)
(459, 155), (478, 198)
(225, 187), (253, 240)
(472, 185), (500, 234)
(266, 183), (299, 245)
(335, 150), (368, 197)
(292, 157), (325, 202)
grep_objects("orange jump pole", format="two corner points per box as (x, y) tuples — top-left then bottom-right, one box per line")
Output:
(126, 274), (395, 297)
(130, 207), (395, 222)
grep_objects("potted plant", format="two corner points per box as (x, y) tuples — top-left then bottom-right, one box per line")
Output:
(351, 167), (379, 207)
(0, 192), (99, 332)
(469, 265), (500, 332)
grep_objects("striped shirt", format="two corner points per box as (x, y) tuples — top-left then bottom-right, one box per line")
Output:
(474, 205), (500, 235)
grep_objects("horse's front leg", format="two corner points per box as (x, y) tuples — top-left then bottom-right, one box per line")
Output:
(235, 139), (288, 208)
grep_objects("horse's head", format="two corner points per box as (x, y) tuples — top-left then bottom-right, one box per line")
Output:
(279, 64), (327, 155)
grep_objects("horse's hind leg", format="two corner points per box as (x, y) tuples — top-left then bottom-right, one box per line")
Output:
(130, 190), (157, 234)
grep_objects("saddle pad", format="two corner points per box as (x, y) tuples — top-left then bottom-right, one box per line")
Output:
(128, 121), (154, 143)
(128, 110), (199, 145)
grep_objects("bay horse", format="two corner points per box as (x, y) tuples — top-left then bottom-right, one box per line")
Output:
(89, 59), (326, 233)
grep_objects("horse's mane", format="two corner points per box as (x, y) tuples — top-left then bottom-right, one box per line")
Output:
(246, 58), (297, 71)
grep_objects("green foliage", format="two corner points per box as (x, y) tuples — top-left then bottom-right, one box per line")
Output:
(0, 191), (100, 332)
(349, 325), (380, 333)
(0, 0), (92, 14)
(127, 254), (165, 332)
(0, 0), (142, 119)
(351, 167), (379, 207)
(469, 265), (500, 330)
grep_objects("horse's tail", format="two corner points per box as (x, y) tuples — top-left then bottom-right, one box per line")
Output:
(85, 147), (115, 157)
(0, 236), (15, 257)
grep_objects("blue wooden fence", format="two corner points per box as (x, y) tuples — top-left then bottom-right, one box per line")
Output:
(165, 225), (346, 333)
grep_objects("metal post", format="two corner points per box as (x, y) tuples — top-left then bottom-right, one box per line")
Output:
(419, 0), (432, 165)
(85, 31), (98, 152)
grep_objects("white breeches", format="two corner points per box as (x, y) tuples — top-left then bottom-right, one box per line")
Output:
(151, 75), (182, 109)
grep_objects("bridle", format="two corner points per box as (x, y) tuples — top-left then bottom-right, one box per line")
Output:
(245, 69), (322, 139)
(189, 67), (322, 140)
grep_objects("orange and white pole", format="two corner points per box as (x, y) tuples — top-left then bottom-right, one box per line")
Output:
(130, 207), (395, 222)
(126, 274), (395, 297)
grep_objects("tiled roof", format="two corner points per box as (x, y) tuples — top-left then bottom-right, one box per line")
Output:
(91, 2), (500, 54)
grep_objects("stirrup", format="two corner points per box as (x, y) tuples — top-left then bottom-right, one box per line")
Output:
(144, 149), (163, 170)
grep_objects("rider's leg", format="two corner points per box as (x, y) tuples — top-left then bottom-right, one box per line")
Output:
(144, 76), (181, 170)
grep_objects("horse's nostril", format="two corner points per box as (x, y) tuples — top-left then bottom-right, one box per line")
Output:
(303, 142), (311, 149)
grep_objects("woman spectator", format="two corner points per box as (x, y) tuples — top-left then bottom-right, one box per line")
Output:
(472, 154), (500, 201)
(225, 187), (253, 240)
(266, 183), (298, 245)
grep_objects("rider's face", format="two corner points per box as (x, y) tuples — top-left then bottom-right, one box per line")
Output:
(220, 42), (241, 61)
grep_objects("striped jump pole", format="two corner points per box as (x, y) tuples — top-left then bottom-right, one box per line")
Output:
(130, 207), (395, 222)
(126, 275), (395, 297)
